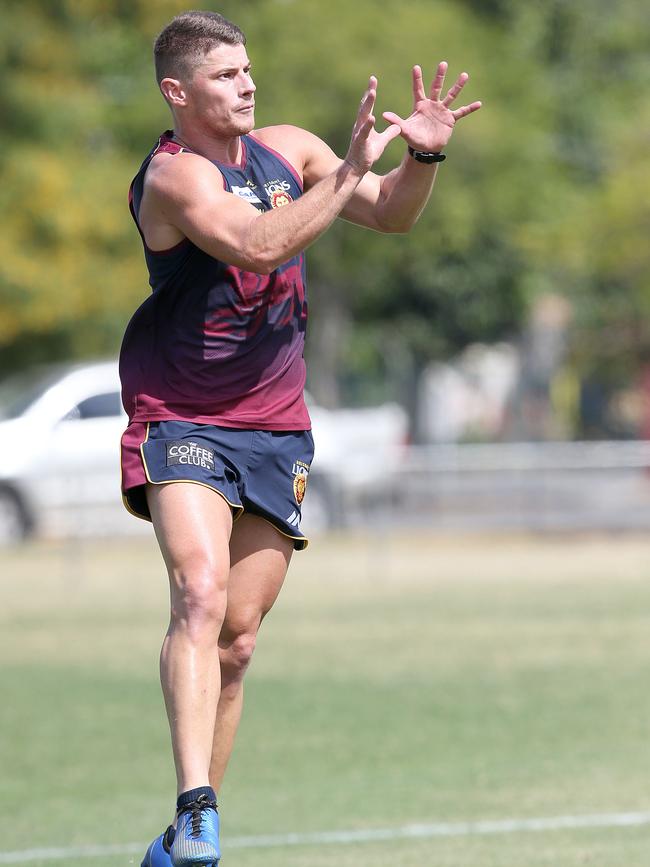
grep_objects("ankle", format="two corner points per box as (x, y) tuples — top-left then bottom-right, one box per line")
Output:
(176, 785), (217, 813)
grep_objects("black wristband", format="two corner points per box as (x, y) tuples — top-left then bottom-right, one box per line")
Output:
(408, 146), (446, 164)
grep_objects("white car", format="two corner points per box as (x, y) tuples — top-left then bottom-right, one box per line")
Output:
(0, 361), (408, 543)
(0, 361), (130, 543)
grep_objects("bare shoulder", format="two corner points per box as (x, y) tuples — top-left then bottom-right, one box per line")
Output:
(253, 124), (320, 147)
(144, 151), (225, 204)
(138, 151), (230, 251)
(252, 124), (332, 176)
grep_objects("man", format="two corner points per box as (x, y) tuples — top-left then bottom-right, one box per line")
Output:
(119, 10), (481, 867)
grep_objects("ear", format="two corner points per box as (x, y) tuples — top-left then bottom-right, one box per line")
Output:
(160, 77), (187, 107)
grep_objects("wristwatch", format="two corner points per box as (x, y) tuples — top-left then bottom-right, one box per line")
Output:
(408, 146), (446, 164)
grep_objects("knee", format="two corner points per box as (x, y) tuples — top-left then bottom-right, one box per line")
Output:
(170, 560), (228, 635)
(220, 632), (258, 685)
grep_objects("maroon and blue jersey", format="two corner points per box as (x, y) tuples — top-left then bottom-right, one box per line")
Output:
(119, 130), (310, 430)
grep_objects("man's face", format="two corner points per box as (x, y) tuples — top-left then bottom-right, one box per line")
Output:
(184, 43), (256, 136)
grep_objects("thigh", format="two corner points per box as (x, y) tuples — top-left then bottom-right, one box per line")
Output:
(147, 482), (234, 586)
(222, 513), (294, 639)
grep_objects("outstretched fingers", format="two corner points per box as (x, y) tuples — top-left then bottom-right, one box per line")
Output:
(412, 65), (426, 104)
(353, 77), (378, 144)
(347, 75), (402, 170)
(377, 122), (402, 147)
(451, 100), (482, 120)
(429, 61), (448, 101)
(442, 71), (469, 107)
(356, 76), (377, 126)
(382, 110), (405, 129)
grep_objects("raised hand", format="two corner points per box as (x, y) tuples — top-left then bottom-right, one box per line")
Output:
(382, 62), (482, 153)
(345, 77), (402, 175)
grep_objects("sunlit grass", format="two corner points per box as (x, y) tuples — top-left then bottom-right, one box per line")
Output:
(2, 532), (650, 866)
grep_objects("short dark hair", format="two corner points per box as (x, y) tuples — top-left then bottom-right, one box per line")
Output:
(154, 10), (246, 86)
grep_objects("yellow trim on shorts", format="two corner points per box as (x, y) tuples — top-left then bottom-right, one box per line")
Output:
(124, 421), (245, 521)
(252, 512), (309, 550)
(122, 422), (306, 546)
(122, 492), (148, 522)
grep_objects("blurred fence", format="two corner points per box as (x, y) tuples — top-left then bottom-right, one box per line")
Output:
(5, 440), (650, 545)
(339, 440), (650, 534)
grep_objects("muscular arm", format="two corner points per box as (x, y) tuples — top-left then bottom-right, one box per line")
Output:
(261, 63), (481, 235)
(353, 154), (439, 233)
(139, 67), (479, 267)
(139, 79), (400, 275)
(143, 152), (367, 274)
(282, 127), (438, 234)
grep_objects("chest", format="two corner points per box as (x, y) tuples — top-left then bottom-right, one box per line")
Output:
(219, 143), (302, 214)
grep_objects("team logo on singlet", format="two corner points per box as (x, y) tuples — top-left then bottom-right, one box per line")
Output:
(292, 459), (310, 505)
(264, 179), (293, 209)
(231, 185), (263, 205)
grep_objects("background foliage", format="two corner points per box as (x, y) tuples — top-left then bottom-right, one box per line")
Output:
(0, 0), (648, 421)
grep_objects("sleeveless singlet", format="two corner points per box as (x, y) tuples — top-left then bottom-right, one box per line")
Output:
(119, 130), (310, 430)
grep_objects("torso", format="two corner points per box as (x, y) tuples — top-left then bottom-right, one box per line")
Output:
(138, 125), (308, 252)
(120, 130), (311, 431)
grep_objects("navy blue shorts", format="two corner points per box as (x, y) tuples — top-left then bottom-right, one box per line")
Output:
(122, 421), (315, 550)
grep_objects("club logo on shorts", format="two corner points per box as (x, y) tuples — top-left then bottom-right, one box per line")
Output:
(264, 179), (293, 209)
(292, 460), (310, 505)
(166, 441), (215, 471)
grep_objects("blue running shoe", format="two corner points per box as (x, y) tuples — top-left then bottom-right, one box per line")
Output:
(171, 793), (220, 866)
(141, 826), (175, 867)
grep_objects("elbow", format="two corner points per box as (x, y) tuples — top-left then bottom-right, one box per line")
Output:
(246, 246), (295, 275)
(375, 212), (419, 235)
(237, 244), (277, 275)
(246, 258), (276, 275)
(240, 231), (285, 274)
(253, 253), (285, 275)
(377, 219), (414, 235)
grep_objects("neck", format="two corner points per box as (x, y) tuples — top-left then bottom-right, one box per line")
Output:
(172, 125), (244, 164)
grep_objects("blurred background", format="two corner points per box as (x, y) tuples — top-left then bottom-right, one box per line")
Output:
(1, 0), (650, 541)
(2, 3), (650, 866)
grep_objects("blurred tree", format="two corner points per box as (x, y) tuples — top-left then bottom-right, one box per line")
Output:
(0, 0), (647, 439)
(509, 0), (650, 427)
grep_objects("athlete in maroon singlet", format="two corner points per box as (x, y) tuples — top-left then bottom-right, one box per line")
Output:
(124, 11), (481, 866)
(121, 130), (309, 428)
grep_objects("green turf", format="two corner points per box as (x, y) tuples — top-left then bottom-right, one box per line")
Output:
(2, 532), (650, 866)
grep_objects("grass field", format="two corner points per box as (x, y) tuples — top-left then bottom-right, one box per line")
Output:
(2, 530), (650, 866)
